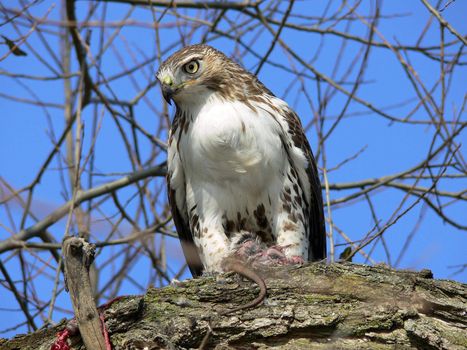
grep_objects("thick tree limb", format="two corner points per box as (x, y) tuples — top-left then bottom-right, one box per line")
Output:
(1, 263), (465, 349)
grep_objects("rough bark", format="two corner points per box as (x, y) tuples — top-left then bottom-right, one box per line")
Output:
(1, 263), (466, 349)
(62, 237), (107, 350)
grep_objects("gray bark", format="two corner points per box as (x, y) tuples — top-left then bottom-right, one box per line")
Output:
(1, 263), (466, 349)
(62, 237), (107, 350)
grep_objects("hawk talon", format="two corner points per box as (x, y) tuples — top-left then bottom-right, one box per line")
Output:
(287, 255), (305, 265)
(248, 245), (306, 267)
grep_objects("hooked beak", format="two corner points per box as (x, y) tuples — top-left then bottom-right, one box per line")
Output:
(161, 84), (174, 105)
(159, 75), (176, 105)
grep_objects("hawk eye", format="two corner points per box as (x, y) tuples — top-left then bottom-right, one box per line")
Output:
(183, 60), (199, 74)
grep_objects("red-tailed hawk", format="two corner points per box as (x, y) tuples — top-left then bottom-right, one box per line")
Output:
(157, 44), (326, 277)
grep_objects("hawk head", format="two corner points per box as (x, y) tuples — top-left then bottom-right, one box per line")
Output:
(156, 44), (272, 107)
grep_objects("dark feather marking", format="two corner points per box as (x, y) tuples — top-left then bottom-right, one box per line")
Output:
(253, 204), (268, 229)
(256, 102), (326, 261)
(237, 212), (247, 230)
(224, 219), (236, 234)
(282, 202), (292, 213)
(191, 214), (199, 233)
(281, 108), (326, 261)
(174, 110), (185, 154)
(256, 230), (273, 243)
(283, 221), (298, 231)
(167, 177), (203, 277)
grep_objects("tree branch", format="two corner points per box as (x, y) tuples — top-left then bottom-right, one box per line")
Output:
(0, 164), (166, 254)
(2, 263), (466, 349)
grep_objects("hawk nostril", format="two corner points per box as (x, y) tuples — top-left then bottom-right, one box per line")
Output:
(162, 76), (173, 86)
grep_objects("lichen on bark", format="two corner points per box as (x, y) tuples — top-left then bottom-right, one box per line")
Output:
(1, 263), (466, 349)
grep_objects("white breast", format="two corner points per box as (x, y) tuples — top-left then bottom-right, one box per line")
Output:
(180, 97), (285, 191)
(172, 96), (285, 227)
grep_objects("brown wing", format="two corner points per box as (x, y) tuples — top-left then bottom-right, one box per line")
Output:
(303, 141), (327, 261)
(167, 175), (204, 277)
(283, 109), (327, 261)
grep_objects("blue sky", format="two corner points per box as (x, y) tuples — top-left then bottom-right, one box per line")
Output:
(0, 0), (466, 338)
